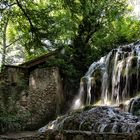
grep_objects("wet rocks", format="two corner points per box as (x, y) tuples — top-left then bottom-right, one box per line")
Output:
(41, 129), (140, 140)
(39, 106), (140, 133)
(128, 97), (140, 116)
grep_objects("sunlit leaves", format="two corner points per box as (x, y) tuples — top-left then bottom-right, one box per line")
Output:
(0, 0), (140, 66)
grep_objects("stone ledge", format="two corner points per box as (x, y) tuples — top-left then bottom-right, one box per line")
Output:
(1, 130), (140, 140)
(43, 129), (140, 140)
(0, 131), (42, 140)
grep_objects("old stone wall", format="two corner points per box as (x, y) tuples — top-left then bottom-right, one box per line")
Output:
(0, 66), (28, 111)
(25, 67), (64, 129)
(1, 130), (140, 140)
(0, 66), (64, 132)
(43, 130), (140, 140)
(0, 66), (29, 133)
(0, 131), (40, 140)
(0, 136), (40, 140)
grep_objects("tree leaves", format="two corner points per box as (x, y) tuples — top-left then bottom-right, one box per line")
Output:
(0, 0), (140, 67)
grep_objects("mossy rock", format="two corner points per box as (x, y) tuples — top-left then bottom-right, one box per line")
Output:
(92, 68), (102, 80)
(131, 56), (138, 68)
(83, 105), (94, 111)
(81, 121), (92, 130)
(81, 77), (89, 83)
(121, 56), (137, 77)
(128, 97), (140, 116)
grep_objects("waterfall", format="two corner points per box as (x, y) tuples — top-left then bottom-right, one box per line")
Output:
(101, 52), (112, 105)
(39, 41), (140, 134)
(86, 77), (92, 105)
(135, 44), (140, 92)
(71, 80), (84, 110)
(74, 41), (140, 108)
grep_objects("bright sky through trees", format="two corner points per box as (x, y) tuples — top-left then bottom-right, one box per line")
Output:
(130, 0), (140, 19)
(0, 0), (140, 68)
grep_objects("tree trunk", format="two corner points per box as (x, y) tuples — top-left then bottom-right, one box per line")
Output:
(1, 19), (8, 67)
(72, 15), (100, 75)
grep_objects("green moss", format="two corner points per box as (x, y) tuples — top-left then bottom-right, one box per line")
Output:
(83, 105), (94, 111)
(121, 66), (126, 77)
(0, 72), (29, 133)
(68, 109), (83, 116)
(0, 100), (31, 134)
(131, 56), (138, 67)
(92, 69), (102, 80)
(121, 56), (138, 77)
(81, 121), (92, 130)
(81, 77), (88, 83)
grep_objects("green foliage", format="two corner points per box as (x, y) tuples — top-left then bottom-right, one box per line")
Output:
(0, 103), (30, 134)
(0, 0), (140, 97)
(83, 105), (94, 111)
(0, 74), (30, 133)
(89, 17), (140, 63)
(0, 0), (140, 63)
(46, 47), (75, 76)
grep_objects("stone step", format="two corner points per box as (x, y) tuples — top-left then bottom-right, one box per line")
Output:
(0, 131), (44, 140)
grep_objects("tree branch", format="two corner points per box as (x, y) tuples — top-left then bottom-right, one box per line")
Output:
(1, 17), (9, 65)
(6, 36), (23, 48)
(85, 23), (100, 44)
(0, 3), (16, 11)
(15, 0), (34, 30)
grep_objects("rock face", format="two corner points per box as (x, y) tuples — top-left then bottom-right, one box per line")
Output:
(128, 97), (140, 116)
(39, 106), (140, 133)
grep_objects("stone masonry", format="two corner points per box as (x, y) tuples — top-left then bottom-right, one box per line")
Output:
(42, 130), (140, 140)
(27, 67), (64, 129)
(0, 65), (64, 131)
(1, 130), (140, 140)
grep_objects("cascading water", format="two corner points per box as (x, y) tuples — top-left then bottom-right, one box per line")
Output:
(75, 41), (140, 107)
(135, 44), (140, 92)
(39, 41), (140, 134)
(72, 80), (84, 110)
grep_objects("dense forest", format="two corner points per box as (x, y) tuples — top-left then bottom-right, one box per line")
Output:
(0, 0), (140, 78)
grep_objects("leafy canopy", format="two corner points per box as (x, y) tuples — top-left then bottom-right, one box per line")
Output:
(0, 0), (140, 69)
